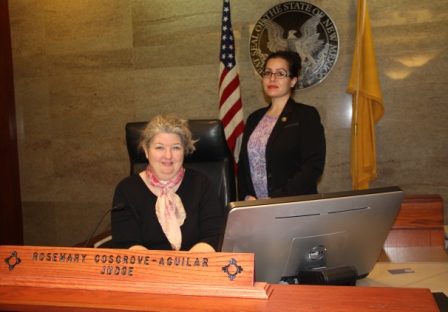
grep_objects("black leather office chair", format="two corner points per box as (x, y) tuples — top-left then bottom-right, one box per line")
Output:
(84, 119), (237, 248)
(125, 119), (237, 209)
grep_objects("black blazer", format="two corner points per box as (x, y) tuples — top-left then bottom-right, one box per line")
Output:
(237, 98), (326, 200)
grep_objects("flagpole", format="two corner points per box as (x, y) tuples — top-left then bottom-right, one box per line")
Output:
(353, 0), (367, 190)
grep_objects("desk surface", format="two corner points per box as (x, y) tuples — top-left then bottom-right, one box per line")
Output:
(358, 262), (448, 294)
(0, 283), (439, 312)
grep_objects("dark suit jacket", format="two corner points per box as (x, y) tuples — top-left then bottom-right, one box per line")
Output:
(237, 98), (326, 200)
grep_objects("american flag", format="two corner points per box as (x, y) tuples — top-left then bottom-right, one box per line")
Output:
(219, 0), (244, 165)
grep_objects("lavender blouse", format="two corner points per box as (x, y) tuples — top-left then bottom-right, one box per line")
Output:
(247, 114), (278, 199)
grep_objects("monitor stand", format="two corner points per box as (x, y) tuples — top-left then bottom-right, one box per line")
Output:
(284, 266), (358, 286)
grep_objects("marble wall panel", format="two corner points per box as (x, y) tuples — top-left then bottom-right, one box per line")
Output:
(48, 70), (135, 139)
(133, 0), (220, 49)
(51, 137), (127, 202)
(55, 201), (113, 247)
(22, 202), (57, 246)
(14, 77), (54, 203)
(133, 64), (224, 120)
(43, 0), (133, 54)
(8, 0), (46, 57)
(47, 49), (134, 76)
(8, 0), (448, 246)
(14, 78), (51, 141)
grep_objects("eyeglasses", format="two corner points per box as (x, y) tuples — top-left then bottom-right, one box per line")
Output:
(262, 71), (292, 79)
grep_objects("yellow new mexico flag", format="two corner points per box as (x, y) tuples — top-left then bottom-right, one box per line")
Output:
(347, 0), (384, 190)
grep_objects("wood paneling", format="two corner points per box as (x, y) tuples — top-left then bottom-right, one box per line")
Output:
(385, 195), (444, 247)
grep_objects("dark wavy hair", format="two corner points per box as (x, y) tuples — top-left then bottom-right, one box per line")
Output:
(264, 50), (302, 81)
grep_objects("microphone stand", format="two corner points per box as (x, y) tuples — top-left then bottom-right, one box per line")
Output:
(83, 203), (125, 248)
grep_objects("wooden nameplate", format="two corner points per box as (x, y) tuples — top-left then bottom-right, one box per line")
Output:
(0, 245), (272, 299)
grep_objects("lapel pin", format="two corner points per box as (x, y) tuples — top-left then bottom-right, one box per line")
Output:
(281, 117), (287, 122)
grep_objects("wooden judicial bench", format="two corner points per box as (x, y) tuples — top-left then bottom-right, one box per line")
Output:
(0, 245), (440, 311)
(1, 195), (444, 311)
(384, 195), (445, 247)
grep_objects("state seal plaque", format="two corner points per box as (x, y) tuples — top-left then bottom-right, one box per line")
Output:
(250, 1), (339, 90)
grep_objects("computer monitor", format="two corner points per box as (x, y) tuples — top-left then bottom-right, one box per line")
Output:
(218, 186), (404, 284)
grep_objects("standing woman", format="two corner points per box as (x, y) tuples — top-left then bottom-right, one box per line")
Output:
(238, 51), (326, 200)
(111, 114), (222, 252)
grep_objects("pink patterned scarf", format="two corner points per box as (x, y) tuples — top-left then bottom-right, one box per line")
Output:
(146, 165), (186, 251)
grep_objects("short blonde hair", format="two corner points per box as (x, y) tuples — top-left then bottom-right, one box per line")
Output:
(139, 114), (197, 155)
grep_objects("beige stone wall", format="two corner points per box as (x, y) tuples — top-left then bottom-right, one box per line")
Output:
(8, 0), (447, 246)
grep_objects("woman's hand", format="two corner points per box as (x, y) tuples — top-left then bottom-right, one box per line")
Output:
(189, 242), (215, 252)
(130, 243), (215, 252)
(129, 245), (148, 250)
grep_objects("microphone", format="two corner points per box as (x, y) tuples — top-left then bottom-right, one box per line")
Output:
(83, 203), (125, 248)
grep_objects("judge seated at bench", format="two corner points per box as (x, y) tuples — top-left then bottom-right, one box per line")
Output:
(111, 114), (223, 252)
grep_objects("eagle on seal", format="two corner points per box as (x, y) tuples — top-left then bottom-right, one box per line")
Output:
(261, 13), (324, 73)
